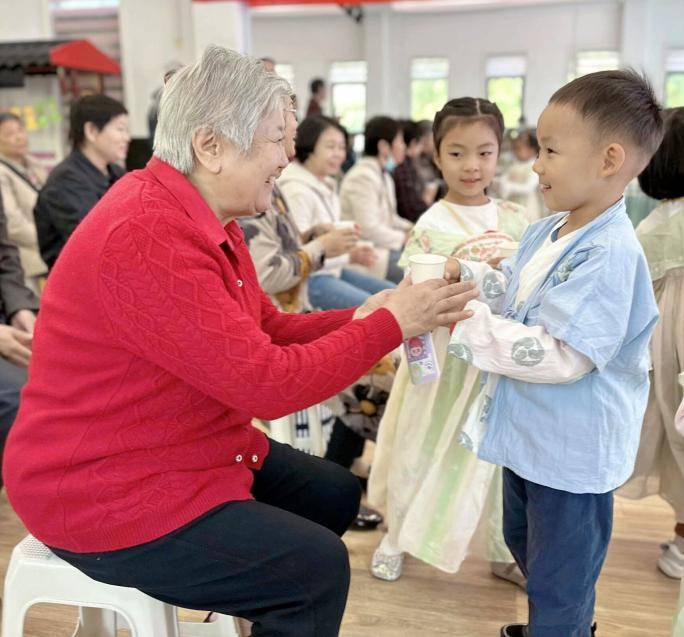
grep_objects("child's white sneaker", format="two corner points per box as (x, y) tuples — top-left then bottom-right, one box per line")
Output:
(490, 561), (527, 590)
(370, 547), (404, 581)
(658, 539), (684, 578)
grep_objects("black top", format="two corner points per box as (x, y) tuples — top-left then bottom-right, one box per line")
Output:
(34, 149), (124, 270)
(0, 189), (39, 320)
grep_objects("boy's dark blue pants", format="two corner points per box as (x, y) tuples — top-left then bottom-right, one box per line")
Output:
(503, 468), (613, 637)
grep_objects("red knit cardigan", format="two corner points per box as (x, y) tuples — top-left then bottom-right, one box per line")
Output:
(3, 158), (402, 553)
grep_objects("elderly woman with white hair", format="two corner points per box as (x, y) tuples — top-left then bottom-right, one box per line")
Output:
(2, 46), (477, 637)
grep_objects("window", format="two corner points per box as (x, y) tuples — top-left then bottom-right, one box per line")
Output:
(274, 64), (295, 89)
(330, 61), (367, 135)
(410, 58), (449, 121)
(665, 50), (684, 108)
(486, 55), (526, 129)
(50, 0), (118, 7)
(569, 50), (620, 81)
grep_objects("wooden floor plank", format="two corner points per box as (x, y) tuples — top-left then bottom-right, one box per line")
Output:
(0, 492), (677, 635)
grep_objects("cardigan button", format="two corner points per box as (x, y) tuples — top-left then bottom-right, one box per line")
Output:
(236, 279), (244, 287)
(235, 454), (243, 463)
(251, 454), (258, 463)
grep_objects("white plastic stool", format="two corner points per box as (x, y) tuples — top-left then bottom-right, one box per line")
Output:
(2, 535), (239, 637)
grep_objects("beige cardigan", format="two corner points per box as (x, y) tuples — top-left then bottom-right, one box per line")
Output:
(0, 154), (48, 278)
(340, 156), (412, 252)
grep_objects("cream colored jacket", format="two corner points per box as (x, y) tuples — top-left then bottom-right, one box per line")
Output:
(340, 156), (412, 251)
(0, 154), (48, 277)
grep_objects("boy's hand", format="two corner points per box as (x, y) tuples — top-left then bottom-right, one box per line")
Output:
(444, 257), (461, 282)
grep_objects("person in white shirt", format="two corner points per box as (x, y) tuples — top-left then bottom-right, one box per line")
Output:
(279, 115), (395, 310)
(340, 116), (412, 283)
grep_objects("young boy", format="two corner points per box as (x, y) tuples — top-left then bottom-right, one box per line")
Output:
(446, 70), (664, 636)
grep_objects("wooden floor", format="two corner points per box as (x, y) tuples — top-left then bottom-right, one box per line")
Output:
(0, 491), (678, 636)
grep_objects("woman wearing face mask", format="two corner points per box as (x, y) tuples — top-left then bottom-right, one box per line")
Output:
(340, 116), (413, 284)
(34, 94), (130, 270)
(279, 115), (395, 310)
(0, 113), (48, 293)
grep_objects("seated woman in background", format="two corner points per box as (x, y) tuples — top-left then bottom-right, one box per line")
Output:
(34, 94), (129, 270)
(340, 116), (412, 284)
(241, 104), (389, 531)
(0, 113), (48, 293)
(279, 114), (395, 310)
(240, 107), (357, 313)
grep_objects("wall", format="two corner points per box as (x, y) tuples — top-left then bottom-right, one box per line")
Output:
(0, 0), (52, 40)
(251, 10), (364, 114)
(252, 0), (684, 125)
(118, 0), (195, 137)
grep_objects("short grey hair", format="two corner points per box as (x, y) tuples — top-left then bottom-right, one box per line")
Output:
(153, 45), (291, 174)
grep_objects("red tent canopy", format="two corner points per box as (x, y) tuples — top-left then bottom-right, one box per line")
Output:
(49, 40), (120, 75)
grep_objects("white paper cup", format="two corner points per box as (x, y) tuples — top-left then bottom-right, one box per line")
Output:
(408, 253), (447, 284)
(497, 241), (519, 258)
(334, 220), (355, 230)
(357, 240), (373, 249)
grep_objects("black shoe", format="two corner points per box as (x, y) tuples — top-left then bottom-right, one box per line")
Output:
(501, 623), (597, 636)
(350, 504), (383, 530)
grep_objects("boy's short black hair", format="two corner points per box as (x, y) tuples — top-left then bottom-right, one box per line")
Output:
(295, 114), (347, 164)
(310, 78), (325, 95)
(549, 69), (664, 162)
(364, 116), (401, 156)
(638, 107), (684, 200)
(70, 94), (127, 150)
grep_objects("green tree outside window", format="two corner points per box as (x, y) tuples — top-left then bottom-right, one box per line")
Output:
(486, 76), (524, 129)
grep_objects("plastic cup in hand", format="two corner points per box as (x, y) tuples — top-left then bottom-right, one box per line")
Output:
(408, 254), (447, 284)
(334, 220), (355, 230)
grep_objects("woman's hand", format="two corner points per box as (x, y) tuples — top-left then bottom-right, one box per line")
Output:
(353, 289), (394, 321)
(354, 277), (479, 339)
(318, 228), (359, 258)
(310, 223), (334, 237)
(0, 324), (33, 368)
(349, 245), (378, 267)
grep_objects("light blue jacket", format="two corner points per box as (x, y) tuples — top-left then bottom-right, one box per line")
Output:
(479, 199), (659, 493)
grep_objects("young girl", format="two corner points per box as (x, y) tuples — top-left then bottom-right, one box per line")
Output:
(620, 107), (684, 578)
(368, 97), (527, 583)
